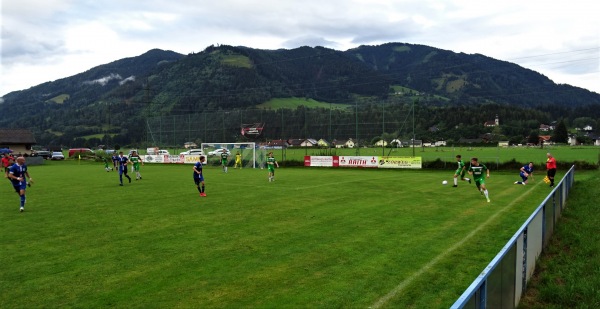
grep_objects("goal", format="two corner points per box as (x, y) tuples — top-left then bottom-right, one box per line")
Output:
(201, 142), (258, 168)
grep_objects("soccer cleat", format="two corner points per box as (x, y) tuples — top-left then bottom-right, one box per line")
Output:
(514, 181), (518, 184)
(200, 193), (207, 197)
(119, 183), (123, 186)
(468, 179), (472, 184)
(522, 183), (526, 185)
(20, 206), (24, 212)
(487, 198), (491, 203)
(452, 185), (458, 187)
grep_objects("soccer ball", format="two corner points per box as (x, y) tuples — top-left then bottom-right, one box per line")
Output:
(442, 180), (448, 185)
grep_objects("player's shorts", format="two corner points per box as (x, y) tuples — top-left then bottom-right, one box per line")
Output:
(547, 168), (556, 177)
(12, 181), (27, 192)
(221, 160), (227, 165)
(133, 163), (140, 171)
(474, 178), (485, 186)
(268, 166), (275, 173)
(519, 172), (529, 182)
(455, 169), (465, 177)
(194, 175), (204, 185)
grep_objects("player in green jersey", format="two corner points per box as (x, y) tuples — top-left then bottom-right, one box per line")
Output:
(129, 151), (144, 180)
(220, 150), (229, 173)
(452, 155), (471, 187)
(467, 157), (491, 203)
(266, 152), (279, 182)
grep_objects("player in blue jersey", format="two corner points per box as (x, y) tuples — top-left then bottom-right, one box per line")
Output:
(193, 155), (207, 197)
(112, 153), (119, 171)
(117, 151), (131, 186)
(8, 157), (33, 212)
(514, 162), (534, 185)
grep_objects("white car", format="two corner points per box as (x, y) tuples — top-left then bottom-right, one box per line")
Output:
(208, 149), (231, 157)
(180, 149), (205, 156)
(51, 152), (65, 160)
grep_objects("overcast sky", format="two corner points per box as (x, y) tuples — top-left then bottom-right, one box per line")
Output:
(1, 0), (599, 98)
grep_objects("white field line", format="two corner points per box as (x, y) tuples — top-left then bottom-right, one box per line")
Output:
(370, 181), (543, 309)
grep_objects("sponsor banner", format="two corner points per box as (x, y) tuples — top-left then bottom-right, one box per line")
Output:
(304, 156), (333, 167)
(182, 154), (203, 164)
(143, 155), (165, 163)
(338, 156), (378, 168)
(143, 155), (183, 164)
(378, 156), (422, 169)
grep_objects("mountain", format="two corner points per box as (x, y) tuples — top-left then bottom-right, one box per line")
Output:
(1, 43), (599, 147)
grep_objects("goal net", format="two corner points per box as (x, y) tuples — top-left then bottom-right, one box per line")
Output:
(201, 142), (257, 168)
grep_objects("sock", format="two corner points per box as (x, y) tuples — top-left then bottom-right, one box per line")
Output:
(119, 174), (123, 184)
(454, 178), (458, 185)
(201, 185), (205, 193)
(465, 178), (470, 182)
(484, 190), (489, 199)
(20, 194), (26, 207)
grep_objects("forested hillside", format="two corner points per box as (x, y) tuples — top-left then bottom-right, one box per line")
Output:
(1, 43), (599, 148)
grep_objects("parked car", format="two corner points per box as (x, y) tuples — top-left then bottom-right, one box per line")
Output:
(208, 149), (231, 157)
(51, 152), (65, 160)
(68, 148), (94, 157)
(180, 149), (205, 156)
(33, 150), (52, 159)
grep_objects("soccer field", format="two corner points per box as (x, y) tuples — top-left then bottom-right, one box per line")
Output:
(1, 161), (556, 308)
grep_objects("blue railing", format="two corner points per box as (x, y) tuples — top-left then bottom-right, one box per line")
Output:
(451, 165), (576, 309)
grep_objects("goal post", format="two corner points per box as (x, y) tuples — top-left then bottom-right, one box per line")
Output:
(201, 142), (256, 168)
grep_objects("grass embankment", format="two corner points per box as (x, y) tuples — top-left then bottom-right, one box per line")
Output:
(518, 171), (600, 308)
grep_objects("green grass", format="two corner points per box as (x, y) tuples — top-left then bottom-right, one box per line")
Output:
(518, 173), (600, 308)
(277, 145), (600, 165)
(0, 161), (580, 307)
(256, 97), (351, 110)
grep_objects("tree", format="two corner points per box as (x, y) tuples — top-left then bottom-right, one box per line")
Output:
(527, 130), (539, 145)
(553, 120), (568, 144)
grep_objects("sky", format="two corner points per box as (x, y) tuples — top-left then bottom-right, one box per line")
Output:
(1, 0), (599, 98)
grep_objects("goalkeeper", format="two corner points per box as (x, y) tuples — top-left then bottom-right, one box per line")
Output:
(234, 151), (242, 169)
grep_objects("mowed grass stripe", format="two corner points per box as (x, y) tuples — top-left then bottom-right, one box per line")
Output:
(372, 179), (543, 308)
(0, 161), (553, 308)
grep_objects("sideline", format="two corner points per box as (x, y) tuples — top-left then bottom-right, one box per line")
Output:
(370, 180), (543, 308)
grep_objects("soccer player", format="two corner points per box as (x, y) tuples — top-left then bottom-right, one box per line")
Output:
(514, 162), (534, 185)
(452, 155), (471, 187)
(546, 153), (557, 187)
(193, 155), (207, 197)
(467, 157), (491, 203)
(267, 152), (279, 182)
(103, 157), (113, 172)
(8, 157), (33, 212)
(117, 151), (132, 186)
(112, 153), (119, 171)
(220, 149), (229, 173)
(2, 152), (14, 178)
(129, 150), (144, 180)
(234, 151), (242, 169)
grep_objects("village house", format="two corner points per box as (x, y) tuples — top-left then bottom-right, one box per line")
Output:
(0, 128), (37, 155)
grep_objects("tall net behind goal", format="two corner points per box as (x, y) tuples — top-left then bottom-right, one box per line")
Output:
(201, 143), (256, 168)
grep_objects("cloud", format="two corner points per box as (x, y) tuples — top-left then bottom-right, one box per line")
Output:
(119, 76), (136, 85)
(83, 74), (123, 86)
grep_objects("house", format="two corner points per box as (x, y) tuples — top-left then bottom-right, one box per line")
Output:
(374, 140), (388, 147)
(0, 129), (37, 155)
(583, 125), (593, 132)
(391, 139), (402, 147)
(567, 134), (577, 146)
(539, 135), (553, 145)
(539, 124), (552, 132)
(435, 140), (447, 146)
(484, 115), (499, 127)
(287, 139), (304, 147)
(300, 138), (318, 147)
(183, 142), (197, 149)
(268, 139), (289, 148)
(344, 138), (356, 148)
(317, 139), (330, 147)
(498, 141), (509, 147)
